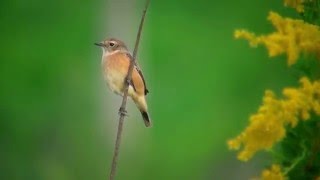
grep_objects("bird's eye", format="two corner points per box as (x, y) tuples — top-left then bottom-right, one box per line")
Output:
(109, 42), (115, 47)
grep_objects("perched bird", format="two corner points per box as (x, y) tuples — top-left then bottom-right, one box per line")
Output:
(95, 38), (151, 127)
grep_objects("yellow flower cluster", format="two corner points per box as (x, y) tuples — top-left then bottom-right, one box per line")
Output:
(234, 12), (320, 66)
(228, 77), (320, 161)
(260, 164), (286, 180)
(284, 0), (304, 12)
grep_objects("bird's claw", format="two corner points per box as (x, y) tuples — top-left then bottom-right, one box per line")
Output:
(124, 76), (131, 86)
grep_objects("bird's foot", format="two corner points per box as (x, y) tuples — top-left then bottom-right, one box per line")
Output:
(118, 107), (128, 116)
(124, 76), (131, 86)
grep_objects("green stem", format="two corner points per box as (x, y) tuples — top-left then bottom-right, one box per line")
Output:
(283, 140), (307, 175)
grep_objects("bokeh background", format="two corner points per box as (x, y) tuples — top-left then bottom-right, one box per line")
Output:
(1, 0), (300, 179)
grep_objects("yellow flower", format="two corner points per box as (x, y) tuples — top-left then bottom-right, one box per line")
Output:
(235, 12), (320, 66)
(260, 164), (286, 180)
(284, 0), (304, 12)
(228, 77), (320, 161)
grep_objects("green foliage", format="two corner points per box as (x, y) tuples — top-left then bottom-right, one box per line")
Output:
(301, 0), (320, 25)
(293, 56), (320, 80)
(274, 117), (320, 179)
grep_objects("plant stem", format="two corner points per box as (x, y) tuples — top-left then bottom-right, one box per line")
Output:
(109, 0), (151, 179)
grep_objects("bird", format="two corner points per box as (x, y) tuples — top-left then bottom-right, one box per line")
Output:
(95, 38), (151, 127)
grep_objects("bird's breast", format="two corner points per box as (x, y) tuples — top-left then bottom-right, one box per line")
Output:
(102, 54), (129, 95)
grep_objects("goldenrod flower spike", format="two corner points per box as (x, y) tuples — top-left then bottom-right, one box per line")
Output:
(235, 12), (320, 66)
(228, 77), (320, 161)
(260, 164), (286, 180)
(284, 0), (304, 12)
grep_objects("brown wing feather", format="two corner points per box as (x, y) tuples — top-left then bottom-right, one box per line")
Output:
(126, 53), (149, 95)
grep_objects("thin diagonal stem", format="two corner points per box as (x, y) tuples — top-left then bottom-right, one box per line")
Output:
(109, 0), (151, 180)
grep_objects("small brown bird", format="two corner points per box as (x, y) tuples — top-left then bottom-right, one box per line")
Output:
(95, 38), (151, 127)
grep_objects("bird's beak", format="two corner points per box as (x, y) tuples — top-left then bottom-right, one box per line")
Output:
(94, 42), (104, 47)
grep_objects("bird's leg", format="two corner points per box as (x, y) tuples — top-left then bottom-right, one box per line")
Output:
(118, 107), (128, 116)
(118, 75), (132, 117)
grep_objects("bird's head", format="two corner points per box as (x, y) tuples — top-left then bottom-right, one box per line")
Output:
(95, 38), (128, 54)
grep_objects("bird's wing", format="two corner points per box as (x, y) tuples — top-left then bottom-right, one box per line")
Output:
(126, 53), (149, 95)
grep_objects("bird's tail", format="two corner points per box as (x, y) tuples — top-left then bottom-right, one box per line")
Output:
(140, 110), (151, 127)
(133, 95), (152, 127)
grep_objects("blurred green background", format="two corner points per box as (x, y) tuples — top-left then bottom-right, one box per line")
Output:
(0, 0), (300, 179)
